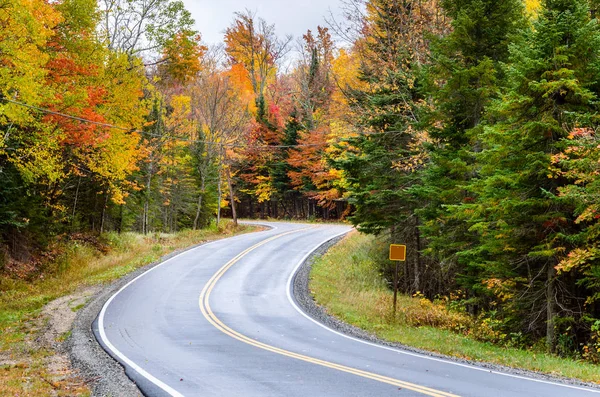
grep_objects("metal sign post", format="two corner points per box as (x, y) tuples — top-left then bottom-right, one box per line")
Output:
(389, 244), (407, 313)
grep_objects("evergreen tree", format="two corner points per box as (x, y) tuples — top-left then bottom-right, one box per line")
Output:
(457, 0), (600, 352)
(271, 112), (302, 217)
(337, 0), (441, 232)
(335, 0), (447, 294)
(416, 0), (525, 302)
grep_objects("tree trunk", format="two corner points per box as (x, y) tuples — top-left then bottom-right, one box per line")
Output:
(193, 175), (206, 230)
(143, 161), (153, 235)
(413, 216), (421, 293)
(546, 262), (557, 354)
(293, 198), (298, 218)
(100, 193), (108, 233)
(92, 193), (98, 231)
(280, 199), (290, 218)
(216, 169), (222, 227)
(226, 166), (237, 227)
(163, 202), (168, 233)
(71, 176), (81, 230)
(172, 202), (177, 233)
(118, 204), (124, 234)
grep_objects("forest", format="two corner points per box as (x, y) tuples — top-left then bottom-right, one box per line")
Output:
(3, 0), (600, 363)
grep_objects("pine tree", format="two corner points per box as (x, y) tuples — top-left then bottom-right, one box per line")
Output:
(337, 0), (443, 230)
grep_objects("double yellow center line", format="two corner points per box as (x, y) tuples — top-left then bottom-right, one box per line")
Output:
(198, 228), (460, 397)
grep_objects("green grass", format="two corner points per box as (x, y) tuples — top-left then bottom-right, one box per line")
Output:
(70, 303), (85, 312)
(0, 221), (257, 396)
(310, 231), (600, 384)
(57, 330), (72, 343)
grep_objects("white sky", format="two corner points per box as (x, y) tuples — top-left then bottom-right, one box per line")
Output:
(181, 0), (346, 47)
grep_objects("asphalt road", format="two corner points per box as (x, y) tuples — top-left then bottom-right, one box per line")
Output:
(96, 222), (600, 397)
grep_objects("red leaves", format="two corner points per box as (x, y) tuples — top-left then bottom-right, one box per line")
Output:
(45, 55), (97, 84)
(44, 86), (110, 147)
(287, 127), (340, 208)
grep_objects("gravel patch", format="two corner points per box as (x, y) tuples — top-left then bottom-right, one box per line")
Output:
(291, 235), (600, 391)
(67, 227), (267, 397)
(67, 240), (232, 397)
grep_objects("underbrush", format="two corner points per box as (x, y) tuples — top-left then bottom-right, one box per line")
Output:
(0, 221), (254, 396)
(310, 231), (600, 383)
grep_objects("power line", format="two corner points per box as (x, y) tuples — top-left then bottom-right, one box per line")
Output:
(1, 98), (333, 149)
(3, 98), (134, 132)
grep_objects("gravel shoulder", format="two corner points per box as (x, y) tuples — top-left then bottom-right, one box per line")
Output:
(66, 239), (247, 397)
(66, 226), (267, 396)
(291, 235), (600, 391)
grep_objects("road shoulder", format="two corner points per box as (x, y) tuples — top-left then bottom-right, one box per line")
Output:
(68, 226), (264, 396)
(291, 235), (600, 391)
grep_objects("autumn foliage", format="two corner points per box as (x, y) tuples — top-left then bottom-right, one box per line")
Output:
(4, 0), (600, 364)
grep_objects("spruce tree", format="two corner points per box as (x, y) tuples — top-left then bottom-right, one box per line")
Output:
(271, 113), (302, 216)
(338, 0), (427, 233)
(458, 0), (600, 352)
(335, 0), (447, 294)
(415, 0), (524, 305)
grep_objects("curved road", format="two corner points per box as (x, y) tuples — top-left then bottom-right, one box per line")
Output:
(95, 222), (600, 396)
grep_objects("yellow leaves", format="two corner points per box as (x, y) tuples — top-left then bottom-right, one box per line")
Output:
(482, 278), (515, 303)
(331, 49), (365, 120)
(253, 175), (275, 203)
(391, 129), (433, 172)
(219, 196), (230, 209)
(0, 0), (61, 124)
(556, 248), (596, 274)
(99, 53), (148, 130)
(0, 0), (150, 211)
(166, 94), (194, 137)
(327, 168), (343, 180)
(525, 0), (541, 17)
(160, 32), (206, 83)
(111, 189), (126, 205)
(576, 206), (599, 224)
(12, 135), (64, 184)
(170, 95), (192, 115)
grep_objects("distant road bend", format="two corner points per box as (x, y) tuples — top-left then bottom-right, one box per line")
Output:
(95, 222), (600, 396)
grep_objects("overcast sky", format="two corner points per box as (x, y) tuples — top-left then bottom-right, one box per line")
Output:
(181, 0), (346, 47)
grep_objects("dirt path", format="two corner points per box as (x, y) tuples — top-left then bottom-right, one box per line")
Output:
(24, 286), (101, 396)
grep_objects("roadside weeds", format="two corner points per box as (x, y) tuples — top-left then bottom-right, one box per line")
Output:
(306, 231), (600, 386)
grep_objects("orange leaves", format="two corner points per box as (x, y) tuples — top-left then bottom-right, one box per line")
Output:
(227, 63), (257, 114)
(224, 10), (290, 106)
(160, 32), (207, 83)
(0, 0), (148, 207)
(556, 248), (597, 274)
(44, 86), (111, 147)
(287, 127), (342, 208)
(224, 13), (262, 66)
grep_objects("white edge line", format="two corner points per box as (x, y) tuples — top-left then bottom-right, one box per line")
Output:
(97, 225), (276, 397)
(285, 229), (600, 394)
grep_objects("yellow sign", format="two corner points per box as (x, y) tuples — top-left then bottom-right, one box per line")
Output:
(389, 244), (406, 261)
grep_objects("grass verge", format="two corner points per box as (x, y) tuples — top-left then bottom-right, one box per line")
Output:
(0, 221), (256, 396)
(310, 230), (600, 384)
